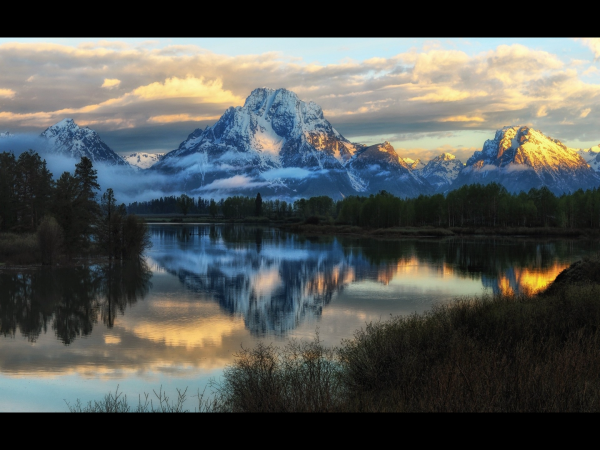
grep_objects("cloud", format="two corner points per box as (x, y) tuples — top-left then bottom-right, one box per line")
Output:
(101, 78), (121, 89)
(409, 87), (483, 103)
(260, 167), (313, 180)
(195, 175), (268, 192)
(536, 106), (548, 117)
(580, 108), (592, 118)
(148, 113), (221, 124)
(577, 38), (600, 59)
(0, 88), (15, 98)
(1, 40), (600, 155)
(132, 76), (243, 103)
(583, 66), (599, 76)
(439, 115), (485, 123)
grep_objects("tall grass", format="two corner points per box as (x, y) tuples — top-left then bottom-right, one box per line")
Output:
(65, 385), (217, 413)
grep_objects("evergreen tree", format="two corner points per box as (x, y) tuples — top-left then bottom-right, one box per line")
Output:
(255, 192), (263, 217)
(73, 157), (101, 251)
(177, 194), (194, 216)
(52, 172), (80, 256)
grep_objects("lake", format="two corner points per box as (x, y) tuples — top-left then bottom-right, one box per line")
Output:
(1, 224), (598, 411)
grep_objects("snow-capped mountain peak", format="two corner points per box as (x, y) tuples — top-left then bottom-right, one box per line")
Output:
(0, 131), (14, 138)
(419, 152), (463, 191)
(458, 126), (599, 194)
(577, 145), (600, 174)
(124, 152), (164, 169)
(41, 119), (128, 166)
(402, 157), (425, 171)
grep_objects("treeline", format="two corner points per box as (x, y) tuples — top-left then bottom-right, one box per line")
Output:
(336, 184), (600, 229)
(128, 183), (600, 229)
(0, 150), (150, 264)
(128, 193), (294, 219)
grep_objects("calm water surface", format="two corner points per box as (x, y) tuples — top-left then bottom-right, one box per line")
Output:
(1, 224), (598, 411)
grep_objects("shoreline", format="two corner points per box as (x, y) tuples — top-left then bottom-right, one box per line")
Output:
(139, 217), (600, 239)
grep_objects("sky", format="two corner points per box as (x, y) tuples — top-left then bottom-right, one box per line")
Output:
(1, 37), (600, 163)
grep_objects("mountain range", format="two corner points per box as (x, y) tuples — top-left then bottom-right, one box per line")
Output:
(2, 88), (599, 198)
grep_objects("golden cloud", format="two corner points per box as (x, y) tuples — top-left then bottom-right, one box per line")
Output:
(101, 78), (121, 89)
(133, 76), (244, 104)
(439, 115), (485, 122)
(0, 88), (15, 98)
(147, 114), (221, 124)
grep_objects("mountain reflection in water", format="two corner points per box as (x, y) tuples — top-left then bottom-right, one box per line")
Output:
(147, 225), (591, 336)
(0, 262), (152, 345)
(0, 226), (595, 345)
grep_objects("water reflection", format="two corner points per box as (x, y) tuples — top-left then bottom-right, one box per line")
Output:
(148, 225), (595, 336)
(0, 262), (152, 345)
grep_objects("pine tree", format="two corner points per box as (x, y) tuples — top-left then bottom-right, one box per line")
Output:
(73, 157), (101, 251)
(255, 192), (263, 217)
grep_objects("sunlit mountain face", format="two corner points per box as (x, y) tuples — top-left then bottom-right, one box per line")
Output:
(454, 126), (600, 195)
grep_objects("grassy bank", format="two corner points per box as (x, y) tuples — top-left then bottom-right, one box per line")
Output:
(70, 257), (600, 412)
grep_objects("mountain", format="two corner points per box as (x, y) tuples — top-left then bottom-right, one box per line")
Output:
(452, 126), (600, 194)
(0, 131), (13, 138)
(402, 157), (425, 171)
(40, 119), (128, 166)
(345, 142), (431, 197)
(152, 88), (437, 199)
(577, 146), (600, 174)
(418, 153), (464, 192)
(152, 88), (367, 199)
(124, 152), (164, 169)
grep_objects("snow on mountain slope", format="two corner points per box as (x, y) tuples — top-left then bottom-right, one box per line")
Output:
(402, 157), (425, 171)
(577, 146), (600, 174)
(125, 152), (164, 169)
(453, 126), (600, 194)
(156, 88), (360, 169)
(0, 131), (13, 138)
(346, 141), (432, 197)
(419, 153), (464, 191)
(41, 119), (129, 166)
(152, 88), (372, 199)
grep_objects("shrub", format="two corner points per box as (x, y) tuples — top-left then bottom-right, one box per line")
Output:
(212, 336), (345, 412)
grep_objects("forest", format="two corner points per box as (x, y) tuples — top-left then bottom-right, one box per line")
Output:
(0, 150), (150, 265)
(127, 183), (600, 230)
